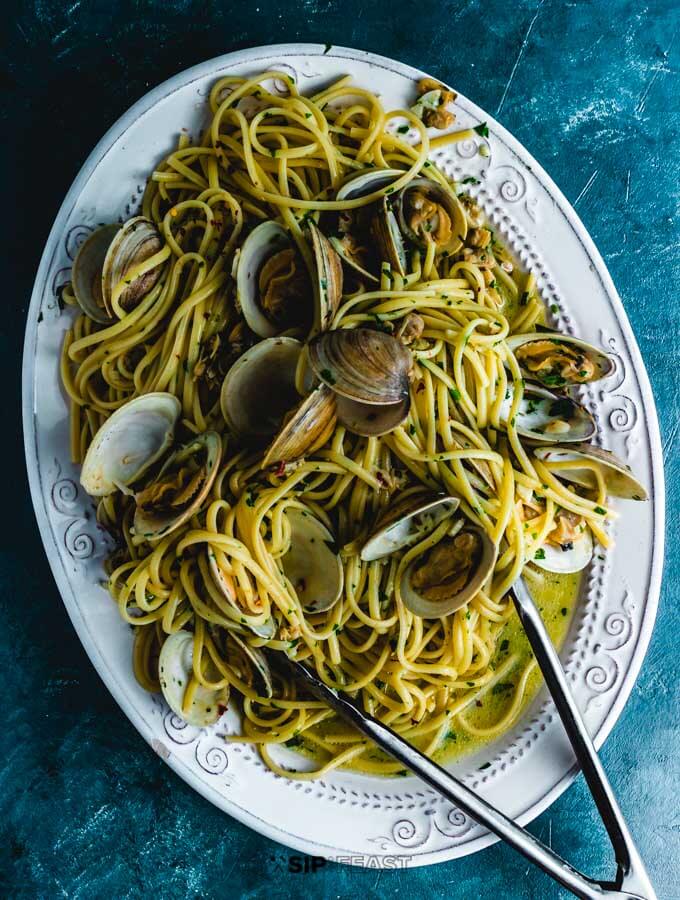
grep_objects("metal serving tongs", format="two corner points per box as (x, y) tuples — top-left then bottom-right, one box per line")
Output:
(278, 578), (656, 899)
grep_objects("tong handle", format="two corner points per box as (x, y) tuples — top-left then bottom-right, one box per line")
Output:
(510, 579), (655, 899)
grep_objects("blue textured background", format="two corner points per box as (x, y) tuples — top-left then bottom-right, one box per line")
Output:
(4, 1), (679, 897)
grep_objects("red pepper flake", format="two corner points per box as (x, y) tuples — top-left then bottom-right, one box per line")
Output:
(274, 460), (286, 477)
(416, 381), (426, 393)
(217, 703), (228, 716)
(376, 471), (388, 486)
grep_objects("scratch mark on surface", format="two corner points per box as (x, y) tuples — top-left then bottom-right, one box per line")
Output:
(52, 24), (73, 44)
(625, 169), (631, 204)
(496, 0), (546, 116)
(66, 0), (82, 14)
(635, 30), (676, 116)
(574, 170), (599, 207)
(15, 20), (29, 43)
(662, 417), (679, 463)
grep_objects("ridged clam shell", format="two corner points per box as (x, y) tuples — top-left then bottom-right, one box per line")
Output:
(308, 328), (412, 405)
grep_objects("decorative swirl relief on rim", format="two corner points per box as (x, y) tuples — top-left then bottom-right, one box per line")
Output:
(585, 591), (636, 713)
(50, 460), (98, 563)
(597, 330), (640, 457)
(368, 805), (481, 852)
(163, 709), (233, 781)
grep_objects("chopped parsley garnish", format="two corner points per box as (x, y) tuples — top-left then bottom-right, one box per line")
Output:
(520, 291), (530, 306)
(320, 368), (336, 385)
(542, 374), (568, 387)
(461, 176), (480, 185)
(397, 124), (410, 134)
(594, 506), (606, 515)
(499, 639), (509, 652)
(449, 386), (461, 402)
(491, 681), (514, 695)
(534, 548), (546, 560)
(474, 122), (489, 137)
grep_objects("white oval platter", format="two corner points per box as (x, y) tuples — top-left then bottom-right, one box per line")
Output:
(22, 44), (665, 866)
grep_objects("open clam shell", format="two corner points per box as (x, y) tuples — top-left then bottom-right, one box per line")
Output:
(158, 631), (229, 727)
(361, 491), (461, 562)
(396, 177), (467, 255)
(308, 328), (412, 406)
(101, 216), (164, 317)
(400, 522), (495, 618)
(207, 552), (276, 639)
(532, 524), (594, 574)
(80, 392), (181, 496)
(335, 168), (406, 203)
(71, 225), (120, 324)
(370, 196), (407, 276)
(507, 331), (614, 387)
(220, 337), (302, 439)
(280, 508), (343, 613)
(236, 221), (298, 338)
(500, 383), (596, 443)
(262, 383), (337, 468)
(331, 169), (406, 282)
(225, 632), (273, 698)
(308, 220), (343, 334)
(133, 431), (222, 541)
(533, 445), (648, 500)
(237, 220), (340, 339)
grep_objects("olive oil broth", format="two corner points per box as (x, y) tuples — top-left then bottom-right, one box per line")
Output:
(285, 571), (580, 776)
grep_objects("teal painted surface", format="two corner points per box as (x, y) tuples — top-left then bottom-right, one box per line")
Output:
(3, 0), (679, 896)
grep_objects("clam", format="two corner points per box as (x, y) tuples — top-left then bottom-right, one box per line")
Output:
(507, 331), (614, 387)
(401, 522), (496, 618)
(533, 445), (648, 500)
(370, 196), (408, 276)
(237, 221), (307, 338)
(308, 220), (343, 334)
(532, 514), (594, 574)
(72, 217), (164, 322)
(262, 384), (337, 467)
(308, 329), (412, 405)
(102, 217), (164, 316)
(133, 431), (222, 541)
(335, 169), (405, 203)
(207, 551), (277, 639)
(280, 508), (343, 613)
(225, 632), (274, 698)
(71, 225), (119, 324)
(307, 328), (413, 437)
(500, 383), (596, 443)
(396, 178), (467, 255)
(220, 337), (302, 439)
(361, 491), (461, 562)
(331, 169), (406, 281)
(80, 392), (181, 496)
(236, 220), (341, 339)
(158, 631), (229, 727)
